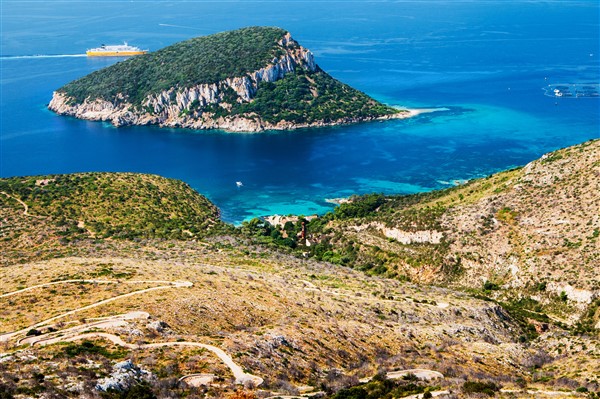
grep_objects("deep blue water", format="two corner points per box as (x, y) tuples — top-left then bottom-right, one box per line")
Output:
(1, 1), (599, 224)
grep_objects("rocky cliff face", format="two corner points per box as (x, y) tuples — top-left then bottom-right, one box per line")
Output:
(49, 33), (402, 132)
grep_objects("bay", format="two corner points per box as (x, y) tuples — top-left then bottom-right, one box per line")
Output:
(1, 0), (598, 224)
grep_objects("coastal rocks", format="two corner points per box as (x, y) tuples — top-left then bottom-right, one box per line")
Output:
(49, 90), (407, 132)
(140, 36), (316, 119)
(48, 92), (144, 127)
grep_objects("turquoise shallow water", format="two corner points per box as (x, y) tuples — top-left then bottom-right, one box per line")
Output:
(1, 1), (599, 224)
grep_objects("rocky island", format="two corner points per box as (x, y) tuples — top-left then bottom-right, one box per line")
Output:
(48, 27), (408, 132)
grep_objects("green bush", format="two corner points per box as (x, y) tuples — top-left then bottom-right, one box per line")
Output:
(333, 194), (386, 219)
(462, 381), (500, 396)
(232, 71), (397, 124)
(0, 384), (15, 399)
(0, 172), (227, 241)
(63, 340), (126, 359)
(483, 281), (500, 291)
(100, 382), (157, 399)
(331, 378), (426, 399)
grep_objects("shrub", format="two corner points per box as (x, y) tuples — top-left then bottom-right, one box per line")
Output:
(100, 382), (157, 399)
(63, 340), (125, 359)
(0, 383), (15, 399)
(462, 381), (500, 396)
(483, 281), (500, 291)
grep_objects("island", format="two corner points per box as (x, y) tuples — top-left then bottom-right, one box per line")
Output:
(48, 26), (410, 132)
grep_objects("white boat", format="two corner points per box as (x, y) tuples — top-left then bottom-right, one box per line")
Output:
(86, 42), (148, 57)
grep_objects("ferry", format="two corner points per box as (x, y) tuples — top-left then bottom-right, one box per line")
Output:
(86, 42), (148, 57)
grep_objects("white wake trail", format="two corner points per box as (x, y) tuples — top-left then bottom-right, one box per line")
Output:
(1, 54), (87, 60)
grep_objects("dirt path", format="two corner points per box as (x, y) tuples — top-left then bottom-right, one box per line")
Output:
(1, 279), (190, 298)
(359, 369), (444, 383)
(0, 191), (44, 219)
(301, 283), (450, 309)
(18, 311), (150, 346)
(36, 332), (263, 386)
(0, 280), (192, 342)
(500, 389), (580, 396)
(2, 278), (263, 387)
(387, 369), (444, 380)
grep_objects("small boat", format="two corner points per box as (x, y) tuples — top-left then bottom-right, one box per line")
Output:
(236, 181), (243, 187)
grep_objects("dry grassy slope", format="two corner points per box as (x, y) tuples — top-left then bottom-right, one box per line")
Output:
(0, 246), (539, 393)
(0, 162), (598, 395)
(338, 140), (599, 305)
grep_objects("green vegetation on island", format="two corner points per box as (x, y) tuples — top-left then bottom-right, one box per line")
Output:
(52, 26), (401, 129)
(199, 68), (397, 124)
(59, 27), (290, 105)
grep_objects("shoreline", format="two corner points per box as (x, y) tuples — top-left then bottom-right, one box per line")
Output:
(49, 90), (448, 133)
(393, 106), (450, 118)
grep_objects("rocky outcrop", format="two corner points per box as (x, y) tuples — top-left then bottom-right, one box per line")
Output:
(95, 359), (155, 392)
(350, 222), (444, 244)
(547, 282), (598, 305)
(48, 32), (408, 132)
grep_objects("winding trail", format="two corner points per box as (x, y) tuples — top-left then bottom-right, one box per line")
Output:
(500, 389), (580, 396)
(1, 279), (263, 387)
(17, 311), (150, 346)
(359, 369), (444, 384)
(35, 332), (263, 386)
(0, 279), (190, 298)
(300, 281), (450, 309)
(0, 191), (44, 219)
(0, 280), (192, 342)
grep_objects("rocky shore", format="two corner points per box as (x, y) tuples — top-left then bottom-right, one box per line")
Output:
(48, 89), (413, 133)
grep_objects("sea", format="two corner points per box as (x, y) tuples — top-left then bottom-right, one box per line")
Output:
(1, 1), (599, 224)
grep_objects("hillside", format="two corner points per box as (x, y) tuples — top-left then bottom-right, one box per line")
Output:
(48, 27), (406, 132)
(264, 140), (599, 325)
(1, 143), (599, 398)
(0, 173), (226, 266)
